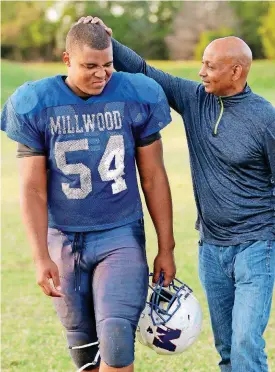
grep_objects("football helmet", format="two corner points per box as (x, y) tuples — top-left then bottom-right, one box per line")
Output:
(136, 273), (202, 355)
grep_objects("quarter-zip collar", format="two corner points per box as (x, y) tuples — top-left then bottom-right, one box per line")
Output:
(213, 84), (252, 136)
(217, 84), (252, 107)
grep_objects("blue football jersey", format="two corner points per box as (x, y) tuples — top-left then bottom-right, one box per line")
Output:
(1, 72), (171, 231)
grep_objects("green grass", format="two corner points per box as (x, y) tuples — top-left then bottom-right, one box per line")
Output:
(1, 60), (275, 372)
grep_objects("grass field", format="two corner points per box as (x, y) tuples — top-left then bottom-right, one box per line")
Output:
(1, 59), (275, 372)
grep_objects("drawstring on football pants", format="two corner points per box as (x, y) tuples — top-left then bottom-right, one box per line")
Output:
(72, 232), (84, 291)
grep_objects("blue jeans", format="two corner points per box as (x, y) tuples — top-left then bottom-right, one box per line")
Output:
(199, 240), (275, 372)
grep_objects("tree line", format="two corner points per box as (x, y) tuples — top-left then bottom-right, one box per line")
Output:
(1, 1), (274, 61)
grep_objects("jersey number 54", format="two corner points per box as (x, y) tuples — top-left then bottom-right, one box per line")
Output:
(55, 135), (127, 199)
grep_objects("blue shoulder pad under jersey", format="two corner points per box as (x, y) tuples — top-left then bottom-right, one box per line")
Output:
(1, 81), (45, 150)
(120, 73), (172, 139)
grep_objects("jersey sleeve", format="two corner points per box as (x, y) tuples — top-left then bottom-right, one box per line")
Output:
(1, 94), (45, 151)
(16, 143), (46, 158)
(131, 79), (171, 140)
(136, 132), (161, 147)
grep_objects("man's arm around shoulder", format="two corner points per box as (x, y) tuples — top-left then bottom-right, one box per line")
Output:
(77, 16), (198, 114)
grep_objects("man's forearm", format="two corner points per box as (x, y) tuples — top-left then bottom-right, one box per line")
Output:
(141, 169), (175, 253)
(112, 38), (145, 74)
(20, 189), (49, 262)
(112, 39), (180, 112)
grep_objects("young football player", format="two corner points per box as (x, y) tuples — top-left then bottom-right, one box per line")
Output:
(1, 22), (176, 372)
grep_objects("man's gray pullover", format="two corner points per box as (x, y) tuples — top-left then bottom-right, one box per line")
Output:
(112, 39), (275, 245)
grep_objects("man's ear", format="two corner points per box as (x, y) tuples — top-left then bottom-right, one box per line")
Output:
(62, 52), (71, 67)
(232, 64), (242, 81)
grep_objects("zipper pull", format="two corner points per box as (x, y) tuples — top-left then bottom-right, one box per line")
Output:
(213, 96), (224, 136)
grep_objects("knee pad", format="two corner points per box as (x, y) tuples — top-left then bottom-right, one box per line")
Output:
(67, 330), (100, 371)
(99, 317), (135, 368)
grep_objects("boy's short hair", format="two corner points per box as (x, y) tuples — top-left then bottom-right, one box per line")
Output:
(66, 22), (111, 53)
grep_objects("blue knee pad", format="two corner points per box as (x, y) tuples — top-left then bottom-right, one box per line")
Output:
(99, 318), (135, 368)
(67, 330), (100, 371)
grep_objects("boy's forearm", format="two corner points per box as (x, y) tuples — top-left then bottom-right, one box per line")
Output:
(112, 38), (180, 112)
(141, 169), (175, 253)
(20, 189), (49, 262)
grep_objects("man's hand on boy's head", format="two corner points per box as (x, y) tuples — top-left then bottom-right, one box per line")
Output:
(77, 16), (113, 37)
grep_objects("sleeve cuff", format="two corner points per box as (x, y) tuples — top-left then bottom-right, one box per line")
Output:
(136, 132), (161, 147)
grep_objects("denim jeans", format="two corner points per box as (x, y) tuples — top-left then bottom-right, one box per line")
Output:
(199, 240), (275, 372)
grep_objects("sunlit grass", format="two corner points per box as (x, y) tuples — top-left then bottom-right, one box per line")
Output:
(1, 60), (274, 371)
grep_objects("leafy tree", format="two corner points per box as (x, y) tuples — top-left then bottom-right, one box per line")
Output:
(194, 28), (234, 60)
(3, 1), (182, 61)
(3, 1), (271, 62)
(82, 1), (182, 59)
(230, 1), (270, 58)
(1, 1), (58, 60)
(258, 2), (275, 59)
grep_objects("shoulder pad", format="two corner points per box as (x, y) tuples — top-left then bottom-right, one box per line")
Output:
(11, 81), (39, 115)
(123, 73), (161, 104)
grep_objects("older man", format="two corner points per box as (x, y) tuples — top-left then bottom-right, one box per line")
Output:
(83, 16), (275, 372)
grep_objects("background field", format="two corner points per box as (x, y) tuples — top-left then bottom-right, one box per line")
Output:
(1, 60), (275, 371)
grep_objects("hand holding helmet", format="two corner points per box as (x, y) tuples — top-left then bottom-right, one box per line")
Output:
(137, 273), (203, 355)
